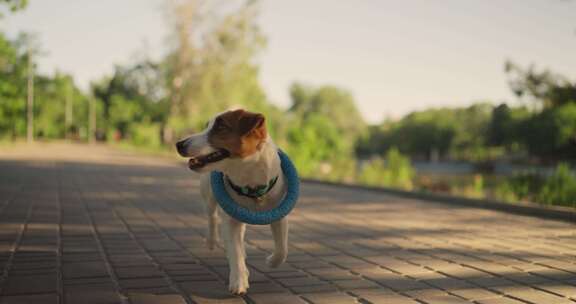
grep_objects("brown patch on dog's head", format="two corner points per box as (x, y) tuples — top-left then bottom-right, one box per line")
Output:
(208, 109), (267, 158)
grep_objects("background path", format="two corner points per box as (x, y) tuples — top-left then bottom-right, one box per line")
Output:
(0, 143), (574, 304)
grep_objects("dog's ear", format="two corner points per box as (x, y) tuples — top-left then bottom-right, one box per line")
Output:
(238, 112), (266, 138)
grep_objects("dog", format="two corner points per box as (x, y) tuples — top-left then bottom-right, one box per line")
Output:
(176, 109), (289, 295)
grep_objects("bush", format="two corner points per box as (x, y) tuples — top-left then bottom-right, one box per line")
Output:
(131, 122), (162, 148)
(284, 114), (351, 178)
(505, 172), (544, 201)
(536, 163), (576, 207)
(358, 148), (414, 190)
(494, 182), (519, 202)
(519, 103), (576, 159)
(320, 157), (357, 183)
(495, 163), (576, 207)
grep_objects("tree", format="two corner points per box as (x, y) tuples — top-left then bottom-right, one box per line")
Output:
(357, 103), (496, 161)
(0, 33), (28, 138)
(537, 163), (576, 207)
(505, 60), (576, 108)
(505, 61), (576, 160)
(289, 82), (366, 141)
(284, 113), (348, 177)
(449, 103), (493, 159)
(358, 147), (414, 190)
(487, 103), (530, 149)
(519, 103), (576, 160)
(397, 110), (456, 160)
(34, 73), (88, 139)
(164, 0), (271, 141)
(356, 124), (390, 158)
(488, 104), (512, 146)
(91, 60), (167, 142)
(0, 0), (27, 17)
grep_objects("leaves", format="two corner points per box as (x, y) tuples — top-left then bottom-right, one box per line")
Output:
(165, 0), (270, 137)
(0, 0), (27, 17)
(505, 60), (576, 108)
(358, 147), (414, 190)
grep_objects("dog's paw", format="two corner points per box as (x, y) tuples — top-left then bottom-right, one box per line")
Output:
(266, 253), (286, 268)
(228, 274), (249, 295)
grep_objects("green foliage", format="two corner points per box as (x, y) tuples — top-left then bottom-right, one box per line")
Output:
(282, 82), (365, 180)
(323, 157), (357, 183)
(360, 62), (576, 164)
(498, 172), (544, 201)
(494, 182), (519, 203)
(396, 109), (456, 159)
(487, 103), (530, 149)
(289, 83), (366, 141)
(499, 61), (576, 160)
(473, 174), (484, 196)
(164, 0), (269, 139)
(488, 104), (512, 147)
(505, 60), (576, 108)
(358, 148), (414, 190)
(0, 0), (27, 17)
(0, 33), (27, 138)
(35, 73), (89, 139)
(91, 60), (169, 144)
(537, 163), (576, 207)
(357, 112), (448, 160)
(495, 164), (576, 207)
(131, 122), (162, 148)
(93, 62), (166, 125)
(519, 103), (576, 159)
(359, 103), (493, 161)
(0, 31), (92, 141)
(108, 95), (141, 137)
(284, 114), (349, 177)
(451, 103), (493, 154)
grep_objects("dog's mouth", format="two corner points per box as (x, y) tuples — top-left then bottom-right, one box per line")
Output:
(188, 149), (230, 170)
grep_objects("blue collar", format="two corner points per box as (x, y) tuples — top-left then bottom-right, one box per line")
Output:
(226, 175), (279, 199)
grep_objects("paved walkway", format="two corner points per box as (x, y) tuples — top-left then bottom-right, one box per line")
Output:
(0, 143), (575, 304)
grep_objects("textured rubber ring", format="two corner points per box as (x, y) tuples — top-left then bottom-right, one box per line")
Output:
(210, 150), (299, 225)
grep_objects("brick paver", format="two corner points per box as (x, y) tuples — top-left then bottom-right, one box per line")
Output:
(0, 143), (574, 304)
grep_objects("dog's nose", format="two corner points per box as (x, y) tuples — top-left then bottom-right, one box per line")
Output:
(176, 140), (186, 156)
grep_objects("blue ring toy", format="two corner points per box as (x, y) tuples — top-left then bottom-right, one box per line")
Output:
(210, 150), (299, 225)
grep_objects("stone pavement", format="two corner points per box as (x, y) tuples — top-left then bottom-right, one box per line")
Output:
(0, 143), (575, 304)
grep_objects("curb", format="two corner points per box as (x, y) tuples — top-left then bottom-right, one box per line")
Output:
(303, 179), (576, 224)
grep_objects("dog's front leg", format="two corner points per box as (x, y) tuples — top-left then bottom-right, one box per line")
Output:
(266, 217), (288, 268)
(223, 217), (249, 295)
(205, 201), (220, 250)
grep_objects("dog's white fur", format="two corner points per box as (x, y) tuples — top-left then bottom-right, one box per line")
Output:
(179, 116), (288, 295)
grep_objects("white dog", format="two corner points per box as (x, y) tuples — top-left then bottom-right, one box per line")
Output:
(176, 109), (289, 295)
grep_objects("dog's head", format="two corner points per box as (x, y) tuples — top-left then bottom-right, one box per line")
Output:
(176, 109), (267, 172)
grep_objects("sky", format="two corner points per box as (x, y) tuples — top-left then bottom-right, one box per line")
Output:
(2, 0), (576, 123)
